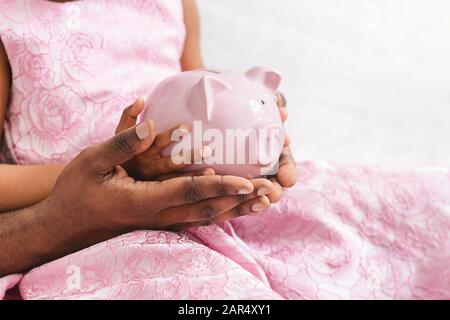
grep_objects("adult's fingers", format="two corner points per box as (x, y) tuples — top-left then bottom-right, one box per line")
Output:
(168, 195), (271, 231)
(213, 195), (271, 223)
(147, 146), (212, 177)
(143, 123), (191, 157)
(248, 178), (277, 197)
(167, 178), (273, 226)
(115, 98), (145, 134)
(248, 177), (283, 204)
(161, 188), (265, 225)
(162, 179), (273, 225)
(85, 120), (156, 174)
(154, 167), (215, 181)
(147, 175), (255, 212)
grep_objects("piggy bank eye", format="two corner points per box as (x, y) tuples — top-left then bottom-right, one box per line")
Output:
(260, 100), (266, 105)
(249, 99), (262, 111)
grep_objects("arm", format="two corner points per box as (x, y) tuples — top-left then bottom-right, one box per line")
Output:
(0, 121), (269, 276)
(0, 199), (112, 275)
(1, 0), (203, 210)
(180, 0), (204, 71)
(0, 164), (65, 211)
(0, 39), (65, 211)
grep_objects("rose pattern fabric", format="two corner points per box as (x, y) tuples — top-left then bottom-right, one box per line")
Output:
(0, 161), (448, 300)
(0, 0), (449, 300)
(0, 0), (185, 164)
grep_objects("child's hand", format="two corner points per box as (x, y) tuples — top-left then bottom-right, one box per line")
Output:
(266, 92), (298, 204)
(115, 98), (213, 181)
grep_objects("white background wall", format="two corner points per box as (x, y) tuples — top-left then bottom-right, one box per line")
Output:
(197, 0), (450, 167)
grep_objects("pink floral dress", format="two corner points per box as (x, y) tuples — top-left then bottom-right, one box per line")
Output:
(0, 0), (185, 164)
(1, 0), (450, 300)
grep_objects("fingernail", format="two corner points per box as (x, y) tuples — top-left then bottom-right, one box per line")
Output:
(252, 202), (266, 212)
(136, 121), (150, 140)
(202, 168), (215, 175)
(179, 123), (192, 131)
(200, 146), (212, 159)
(239, 186), (253, 194)
(257, 187), (270, 196)
(176, 129), (190, 142)
(175, 125), (191, 140)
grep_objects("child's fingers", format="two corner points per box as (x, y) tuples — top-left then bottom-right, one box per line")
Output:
(275, 92), (288, 122)
(275, 92), (287, 109)
(279, 107), (288, 122)
(266, 178), (284, 203)
(284, 133), (291, 147)
(147, 146), (212, 176)
(276, 147), (298, 188)
(154, 167), (215, 181)
(144, 123), (191, 157)
(248, 177), (283, 204)
(115, 98), (145, 134)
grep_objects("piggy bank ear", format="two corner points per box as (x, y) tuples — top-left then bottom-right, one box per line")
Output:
(245, 66), (282, 93)
(189, 76), (229, 121)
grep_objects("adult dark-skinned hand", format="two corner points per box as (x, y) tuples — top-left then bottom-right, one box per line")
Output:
(0, 120), (272, 277)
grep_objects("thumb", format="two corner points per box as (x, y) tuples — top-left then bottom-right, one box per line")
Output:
(89, 120), (156, 174)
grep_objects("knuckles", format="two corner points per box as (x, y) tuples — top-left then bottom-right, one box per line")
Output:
(199, 219), (213, 227)
(233, 204), (245, 217)
(237, 193), (249, 203)
(112, 131), (136, 155)
(183, 177), (206, 202)
(200, 205), (218, 220)
(215, 176), (227, 197)
(153, 136), (167, 149)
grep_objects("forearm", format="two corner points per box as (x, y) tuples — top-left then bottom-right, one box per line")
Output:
(0, 164), (65, 211)
(0, 198), (121, 276)
(181, 0), (204, 71)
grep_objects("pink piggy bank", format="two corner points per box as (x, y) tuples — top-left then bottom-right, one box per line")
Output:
(142, 66), (285, 179)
